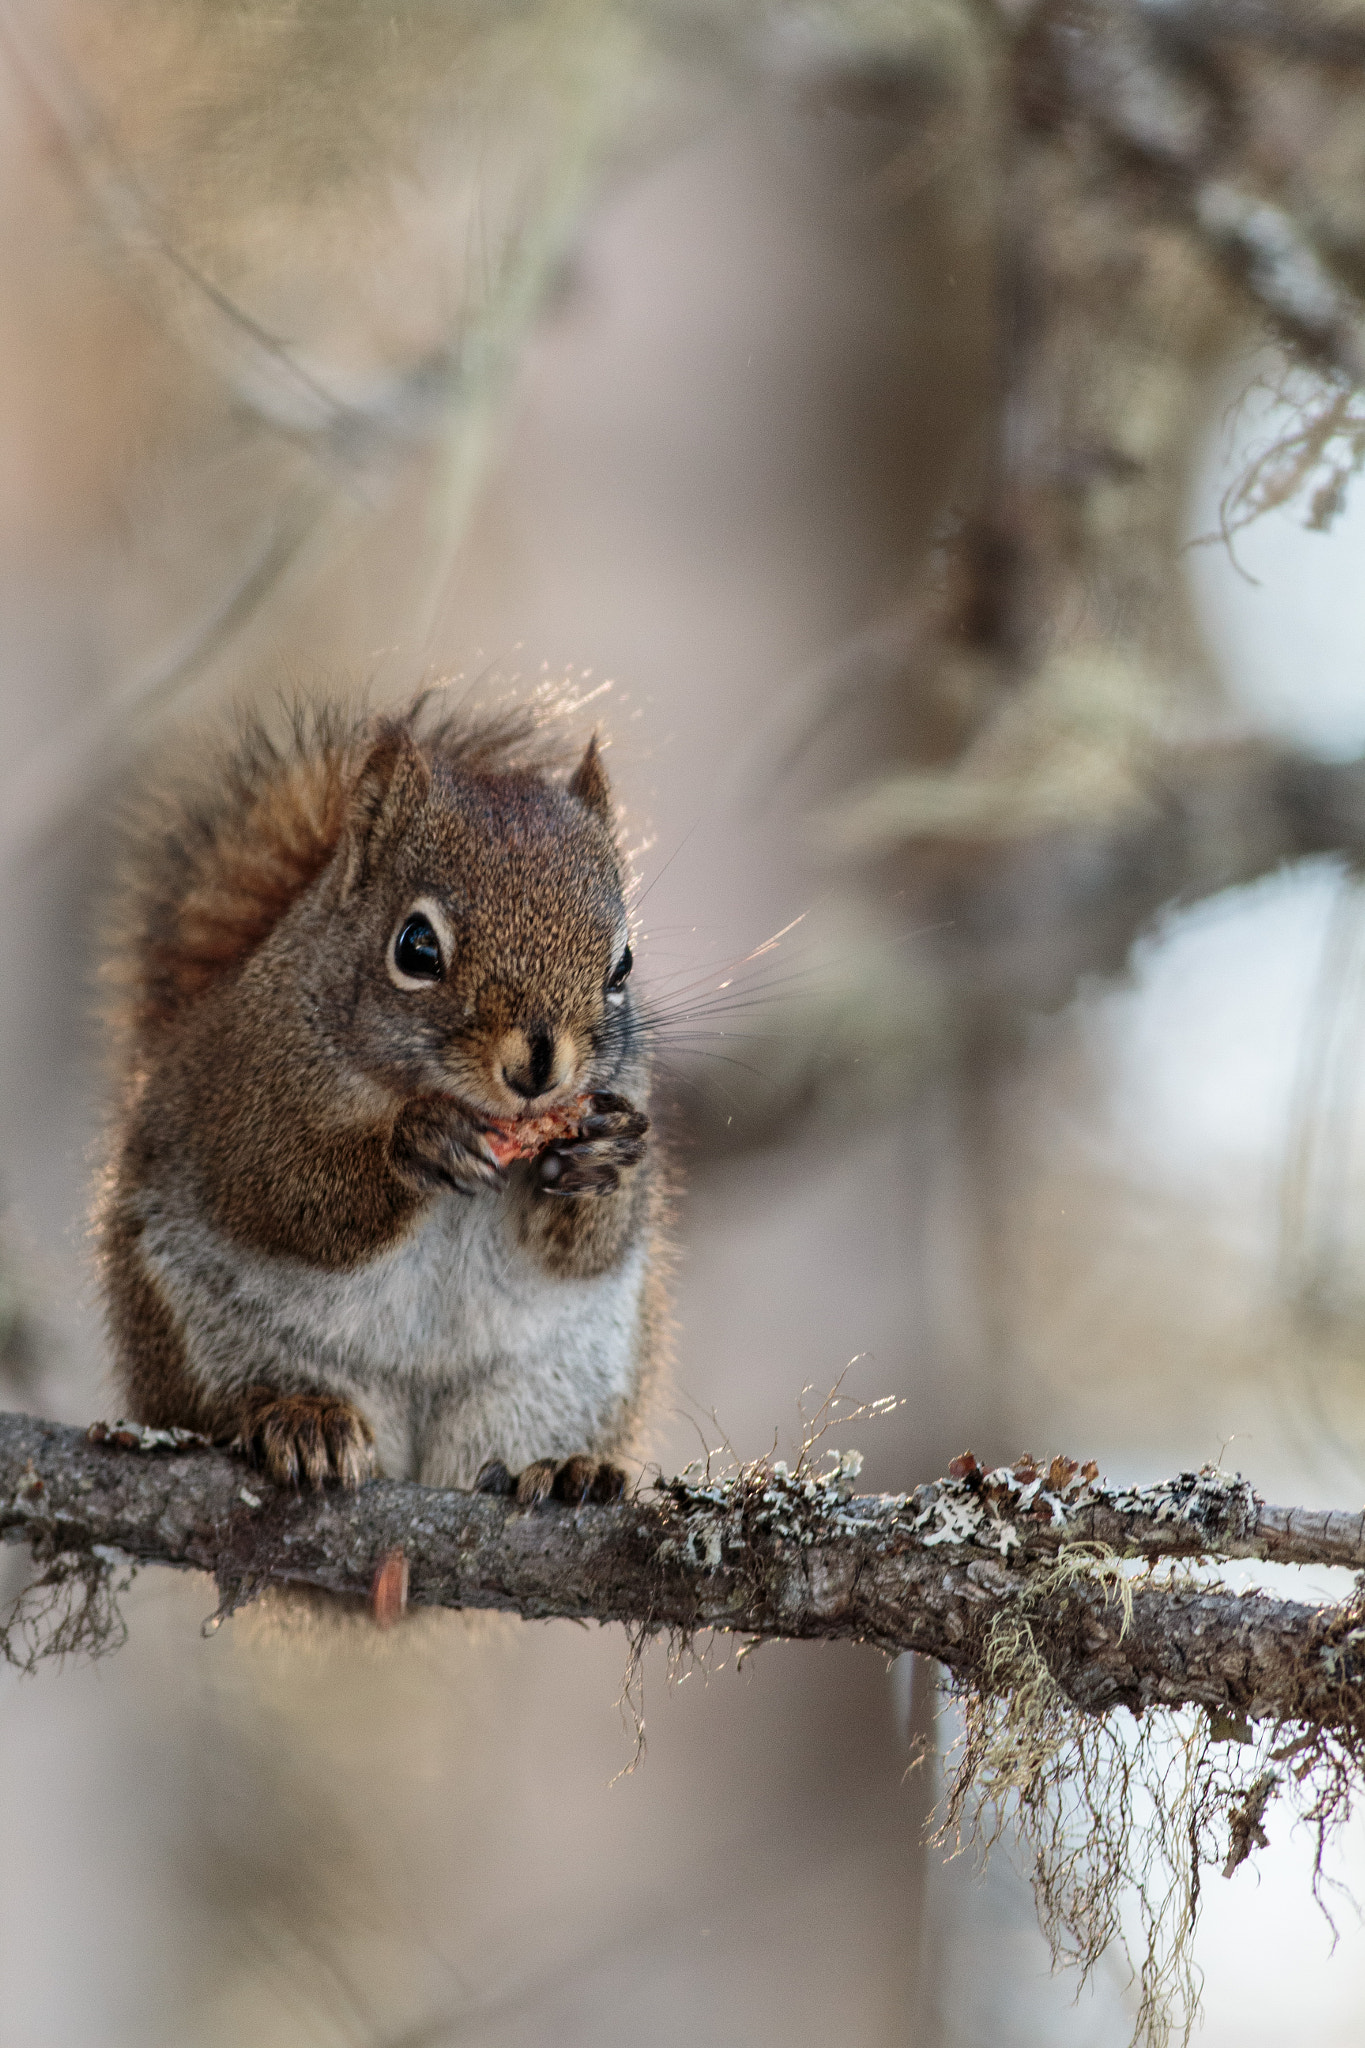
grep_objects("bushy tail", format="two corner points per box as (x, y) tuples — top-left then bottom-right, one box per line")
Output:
(105, 700), (368, 1048)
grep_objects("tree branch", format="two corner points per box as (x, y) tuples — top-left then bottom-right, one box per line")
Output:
(1136, 0), (1365, 67)
(1030, 0), (1365, 385)
(3, 1412), (1363, 1731)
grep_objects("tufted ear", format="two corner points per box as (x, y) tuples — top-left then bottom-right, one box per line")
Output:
(340, 722), (431, 895)
(567, 733), (613, 824)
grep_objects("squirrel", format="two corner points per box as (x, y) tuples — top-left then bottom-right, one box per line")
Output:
(95, 695), (665, 1506)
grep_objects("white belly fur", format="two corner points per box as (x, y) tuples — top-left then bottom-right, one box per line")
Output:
(138, 1186), (647, 1487)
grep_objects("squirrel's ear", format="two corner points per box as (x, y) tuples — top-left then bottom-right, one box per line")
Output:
(340, 724), (431, 895)
(567, 733), (613, 824)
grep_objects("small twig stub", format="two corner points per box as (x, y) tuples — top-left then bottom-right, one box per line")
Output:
(370, 1547), (409, 1628)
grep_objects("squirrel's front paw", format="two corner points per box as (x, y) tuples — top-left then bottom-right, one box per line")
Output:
(475, 1453), (629, 1505)
(390, 1096), (502, 1197)
(233, 1390), (376, 1489)
(536, 1092), (649, 1197)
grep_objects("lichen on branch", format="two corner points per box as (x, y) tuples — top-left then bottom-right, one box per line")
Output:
(2, 1410), (1364, 1715)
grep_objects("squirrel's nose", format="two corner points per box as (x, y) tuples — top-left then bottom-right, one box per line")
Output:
(501, 1027), (558, 1101)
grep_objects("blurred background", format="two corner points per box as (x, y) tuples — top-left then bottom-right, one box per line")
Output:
(4, 0), (1365, 2040)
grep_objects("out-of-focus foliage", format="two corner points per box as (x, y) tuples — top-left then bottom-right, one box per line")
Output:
(0, 0), (666, 835)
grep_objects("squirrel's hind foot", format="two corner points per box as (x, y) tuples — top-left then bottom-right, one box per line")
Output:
(233, 1389), (376, 1490)
(475, 1454), (629, 1507)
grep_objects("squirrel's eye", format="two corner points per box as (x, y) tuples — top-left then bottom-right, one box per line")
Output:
(606, 943), (633, 997)
(392, 913), (443, 984)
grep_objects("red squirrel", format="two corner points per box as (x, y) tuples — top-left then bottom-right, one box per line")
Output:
(96, 696), (665, 1504)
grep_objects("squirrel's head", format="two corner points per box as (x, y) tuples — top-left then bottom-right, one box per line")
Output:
(320, 720), (636, 1118)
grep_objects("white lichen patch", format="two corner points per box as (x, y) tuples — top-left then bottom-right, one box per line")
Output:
(909, 1453), (1099, 1558)
(86, 1420), (211, 1453)
(908, 1456), (1259, 1562)
(658, 1450), (1267, 1582)
(683, 1521), (722, 1571)
(660, 1447), (891, 1573)
(1100, 1465), (1258, 1540)
(1320, 1623), (1365, 1678)
(4, 1460), (50, 1525)
(14, 1460), (43, 1502)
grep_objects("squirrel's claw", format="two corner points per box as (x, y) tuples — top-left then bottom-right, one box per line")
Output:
(577, 1092), (650, 1141)
(549, 1453), (630, 1505)
(475, 1453), (629, 1506)
(233, 1389), (376, 1490)
(537, 1092), (649, 1196)
(390, 1096), (503, 1197)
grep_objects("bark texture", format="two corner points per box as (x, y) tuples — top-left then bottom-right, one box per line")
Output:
(4, 1411), (1364, 1729)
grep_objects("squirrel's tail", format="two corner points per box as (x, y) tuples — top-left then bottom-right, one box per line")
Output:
(105, 698), (367, 1048)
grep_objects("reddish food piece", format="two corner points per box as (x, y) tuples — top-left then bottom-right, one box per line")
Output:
(480, 1097), (590, 1169)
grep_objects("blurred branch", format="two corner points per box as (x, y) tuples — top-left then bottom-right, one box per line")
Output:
(769, 0), (1365, 1121)
(1193, 183), (1365, 382)
(1, 482), (333, 867)
(0, 3), (416, 449)
(1134, 0), (1365, 64)
(688, 734), (1365, 1163)
(0, 0), (665, 857)
(1033, 0), (1365, 381)
(4, 1411), (1365, 1729)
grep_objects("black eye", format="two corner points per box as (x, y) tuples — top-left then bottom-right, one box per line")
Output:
(606, 944), (633, 994)
(393, 913), (443, 982)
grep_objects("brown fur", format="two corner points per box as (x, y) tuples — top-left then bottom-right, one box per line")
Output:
(511, 1127), (653, 1279)
(97, 693), (666, 1491)
(100, 1196), (199, 1429)
(149, 755), (354, 1027)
